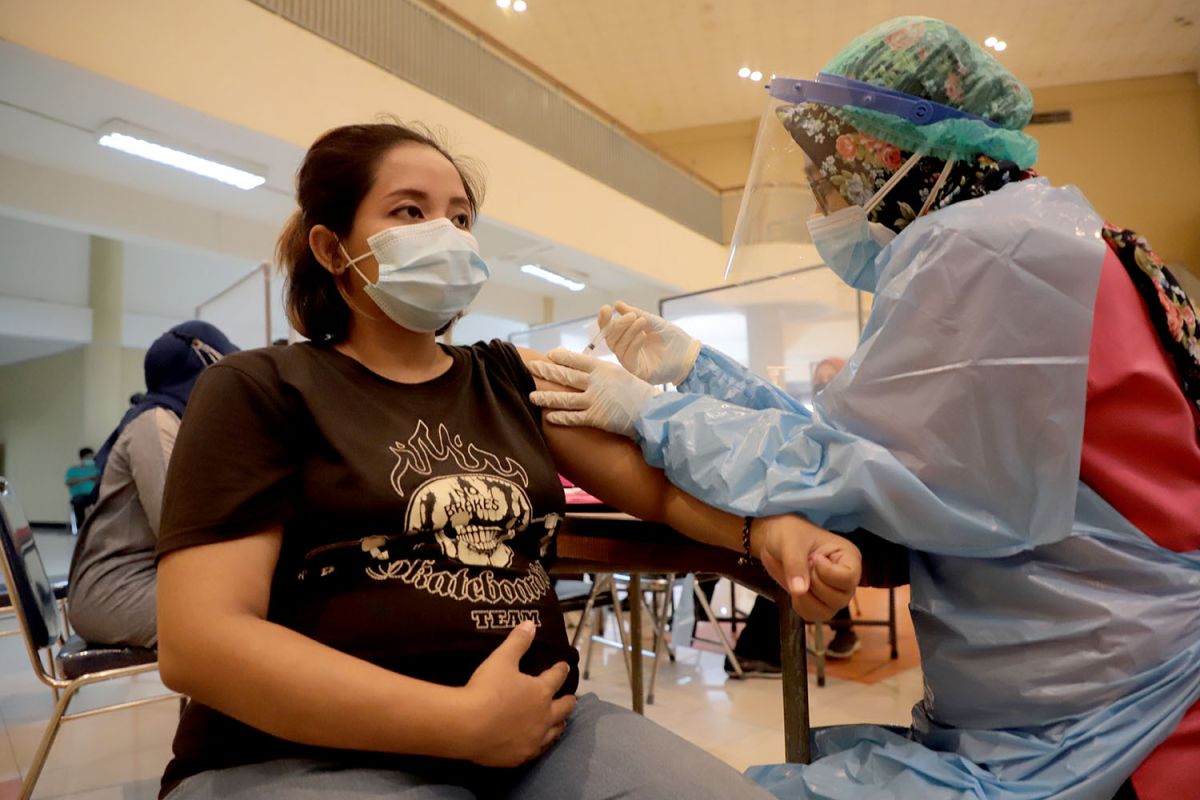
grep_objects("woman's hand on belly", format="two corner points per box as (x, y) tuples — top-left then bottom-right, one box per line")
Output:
(457, 620), (576, 767)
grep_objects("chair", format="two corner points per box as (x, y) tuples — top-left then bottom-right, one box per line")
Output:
(0, 578), (68, 640)
(0, 477), (180, 800)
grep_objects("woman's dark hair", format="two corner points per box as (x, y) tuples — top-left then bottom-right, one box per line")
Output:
(277, 121), (485, 342)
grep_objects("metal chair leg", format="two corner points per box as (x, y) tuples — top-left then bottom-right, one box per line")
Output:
(645, 574), (673, 704)
(811, 621), (827, 687)
(582, 606), (601, 680)
(693, 581), (743, 678)
(608, 577), (633, 683)
(570, 576), (604, 649)
(19, 678), (81, 800)
(888, 586), (899, 660)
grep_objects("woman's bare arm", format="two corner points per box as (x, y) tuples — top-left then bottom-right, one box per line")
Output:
(517, 348), (861, 617)
(157, 529), (575, 766)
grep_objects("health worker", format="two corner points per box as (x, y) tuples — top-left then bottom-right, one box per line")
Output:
(529, 16), (1200, 800)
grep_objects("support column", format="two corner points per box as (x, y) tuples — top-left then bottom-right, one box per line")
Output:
(82, 237), (125, 450)
(745, 304), (787, 385)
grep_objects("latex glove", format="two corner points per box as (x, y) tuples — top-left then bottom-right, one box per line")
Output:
(460, 621), (576, 767)
(528, 348), (661, 438)
(752, 515), (862, 622)
(598, 301), (701, 386)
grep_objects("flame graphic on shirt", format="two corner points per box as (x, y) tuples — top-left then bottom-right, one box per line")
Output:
(389, 420), (528, 498)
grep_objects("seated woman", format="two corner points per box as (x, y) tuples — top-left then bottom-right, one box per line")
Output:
(154, 122), (862, 800)
(67, 321), (236, 648)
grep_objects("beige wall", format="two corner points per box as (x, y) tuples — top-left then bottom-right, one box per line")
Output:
(0, 347), (147, 523)
(644, 120), (758, 191)
(0, 348), (85, 523)
(1032, 73), (1200, 271)
(121, 348), (147, 404)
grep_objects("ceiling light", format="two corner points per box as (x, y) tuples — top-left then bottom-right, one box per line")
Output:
(993, 40), (1007, 52)
(521, 264), (586, 292)
(95, 121), (266, 190)
(738, 67), (751, 78)
(496, 0), (511, 7)
(984, 36), (997, 48)
(512, 0), (527, 10)
(750, 70), (763, 82)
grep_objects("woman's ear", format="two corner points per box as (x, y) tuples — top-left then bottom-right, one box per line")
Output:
(309, 225), (342, 275)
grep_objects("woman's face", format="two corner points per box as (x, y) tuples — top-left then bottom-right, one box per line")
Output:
(340, 143), (473, 283)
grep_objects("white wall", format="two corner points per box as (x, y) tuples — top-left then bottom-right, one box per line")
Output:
(0, 214), (90, 305)
(123, 241), (257, 318)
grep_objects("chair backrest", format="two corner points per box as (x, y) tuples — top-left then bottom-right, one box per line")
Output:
(0, 477), (62, 648)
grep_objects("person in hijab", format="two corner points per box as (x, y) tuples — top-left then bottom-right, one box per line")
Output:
(67, 321), (237, 648)
(529, 16), (1200, 800)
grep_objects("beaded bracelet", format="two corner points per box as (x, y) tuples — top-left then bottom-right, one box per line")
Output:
(737, 516), (755, 566)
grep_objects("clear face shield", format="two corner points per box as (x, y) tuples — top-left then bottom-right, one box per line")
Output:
(725, 72), (996, 283)
(723, 92), (825, 283)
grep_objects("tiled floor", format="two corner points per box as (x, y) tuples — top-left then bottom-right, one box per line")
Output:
(0, 532), (923, 798)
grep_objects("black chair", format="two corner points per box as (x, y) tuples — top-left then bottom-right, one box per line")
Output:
(0, 477), (180, 800)
(0, 577), (67, 639)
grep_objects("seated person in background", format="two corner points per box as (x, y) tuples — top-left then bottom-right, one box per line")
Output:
(67, 321), (236, 648)
(64, 447), (100, 533)
(154, 121), (862, 800)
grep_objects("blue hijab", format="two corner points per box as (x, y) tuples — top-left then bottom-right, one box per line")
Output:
(88, 321), (238, 503)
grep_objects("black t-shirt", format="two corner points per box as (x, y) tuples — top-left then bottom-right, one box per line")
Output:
(156, 340), (574, 793)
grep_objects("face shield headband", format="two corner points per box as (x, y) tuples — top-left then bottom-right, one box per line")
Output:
(767, 72), (1001, 130)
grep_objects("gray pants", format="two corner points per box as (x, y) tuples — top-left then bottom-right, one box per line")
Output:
(166, 693), (772, 799)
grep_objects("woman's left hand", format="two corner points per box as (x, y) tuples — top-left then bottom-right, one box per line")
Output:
(752, 515), (862, 621)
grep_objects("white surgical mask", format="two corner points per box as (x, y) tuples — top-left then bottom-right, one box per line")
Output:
(339, 218), (490, 333)
(806, 206), (897, 292)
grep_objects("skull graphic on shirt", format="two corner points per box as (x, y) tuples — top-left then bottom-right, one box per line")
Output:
(405, 474), (532, 568)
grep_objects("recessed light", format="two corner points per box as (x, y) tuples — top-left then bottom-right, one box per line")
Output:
(750, 70), (763, 82)
(738, 67), (751, 78)
(496, 0), (511, 8)
(984, 36), (997, 48)
(513, 0), (527, 11)
(994, 40), (1007, 51)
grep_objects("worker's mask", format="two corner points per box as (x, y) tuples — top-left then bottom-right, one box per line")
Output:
(805, 190), (905, 293)
(339, 218), (490, 333)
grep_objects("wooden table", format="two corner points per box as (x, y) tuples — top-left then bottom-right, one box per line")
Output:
(553, 512), (812, 764)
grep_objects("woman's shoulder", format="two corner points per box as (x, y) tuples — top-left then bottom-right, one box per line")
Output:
(207, 342), (333, 384)
(454, 339), (534, 389)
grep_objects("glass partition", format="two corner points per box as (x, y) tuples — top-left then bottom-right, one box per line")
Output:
(659, 267), (863, 405)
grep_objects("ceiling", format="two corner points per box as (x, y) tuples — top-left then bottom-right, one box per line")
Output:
(0, 41), (675, 365)
(434, 0), (1200, 133)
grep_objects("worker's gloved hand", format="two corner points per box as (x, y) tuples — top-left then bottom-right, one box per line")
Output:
(752, 515), (862, 622)
(528, 349), (660, 438)
(599, 301), (701, 386)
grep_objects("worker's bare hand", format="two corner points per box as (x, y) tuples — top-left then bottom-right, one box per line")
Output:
(753, 515), (862, 621)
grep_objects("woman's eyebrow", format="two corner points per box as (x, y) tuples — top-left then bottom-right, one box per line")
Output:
(382, 188), (470, 206)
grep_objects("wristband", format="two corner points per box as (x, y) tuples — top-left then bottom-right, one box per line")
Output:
(737, 516), (755, 566)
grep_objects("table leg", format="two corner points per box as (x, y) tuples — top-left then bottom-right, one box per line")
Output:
(629, 574), (644, 714)
(779, 600), (811, 764)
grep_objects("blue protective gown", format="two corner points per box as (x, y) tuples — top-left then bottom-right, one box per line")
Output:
(635, 179), (1200, 799)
